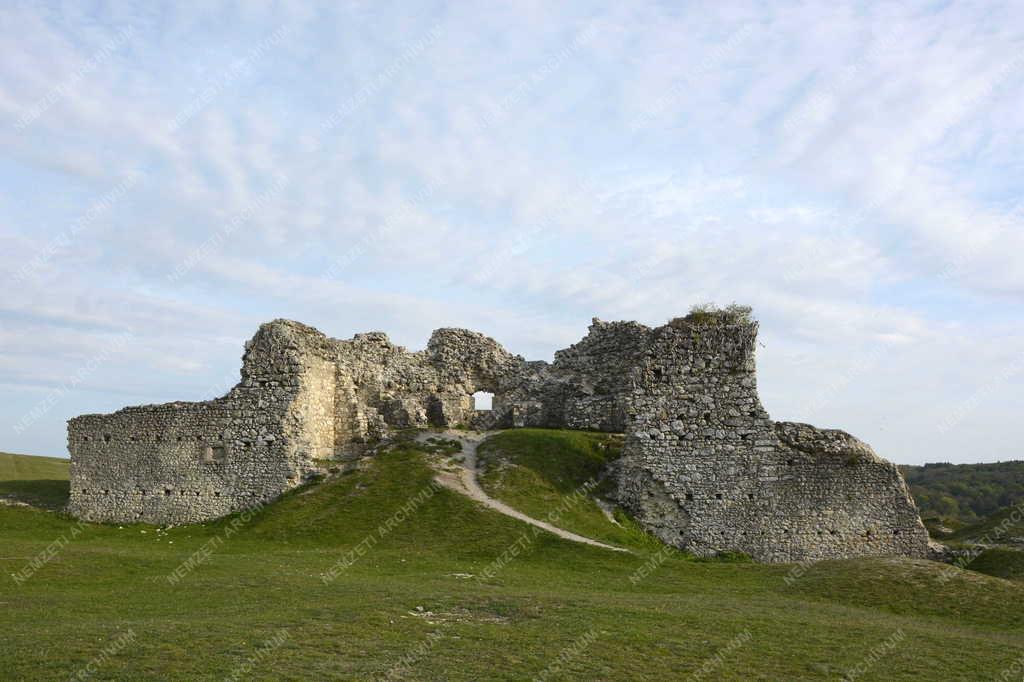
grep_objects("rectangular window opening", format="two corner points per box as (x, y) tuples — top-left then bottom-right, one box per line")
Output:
(472, 391), (494, 411)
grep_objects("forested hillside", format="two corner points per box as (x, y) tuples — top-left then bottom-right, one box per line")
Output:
(900, 461), (1024, 524)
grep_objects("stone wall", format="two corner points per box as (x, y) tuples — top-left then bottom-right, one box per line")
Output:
(67, 311), (930, 564)
(68, 320), (330, 524)
(612, 312), (929, 562)
(67, 320), (524, 524)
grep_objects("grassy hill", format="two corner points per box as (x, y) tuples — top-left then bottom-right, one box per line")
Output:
(935, 504), (1024, 583)
(947, 504), (1024, 545)
(476, 429), (661, 550)
(0, 451), (69, 510)
(962, 548), (1024, 583)
(2, 435), (1023, 679)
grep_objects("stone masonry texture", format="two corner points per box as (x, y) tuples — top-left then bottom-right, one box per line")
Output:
(67, 310), (929, 562)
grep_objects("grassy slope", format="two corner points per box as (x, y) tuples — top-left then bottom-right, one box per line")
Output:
(941, 505), (1024, 582)
(476, 429), (659, 550)
(948, 504), (1024, 544)
(966, 548), (1024, 582)
(0, 451), (70, 509)
(1, 438), (1023, 680)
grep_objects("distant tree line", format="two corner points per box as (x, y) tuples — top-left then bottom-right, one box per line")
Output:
(900, 461), (1024, 524)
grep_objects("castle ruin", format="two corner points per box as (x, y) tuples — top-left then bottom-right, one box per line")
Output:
(67, 309), (929, 563)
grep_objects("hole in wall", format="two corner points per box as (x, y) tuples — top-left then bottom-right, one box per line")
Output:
(786, 459), (795, 466)
(685, 492), (694, 501)
(472, 391), (494, 411)
(103, 434), (112, 443)
(715, 493), (723, 500)
(747, 493), (755, 501)
(164, 489), (172, 496)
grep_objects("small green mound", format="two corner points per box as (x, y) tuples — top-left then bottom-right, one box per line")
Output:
(232, 444), (538, 557)
(965, 547), (1024, 582)
(477, 429), (661, 550)
(947, 504), (1024, 545)
(478, 429), (618, 492)
(934, 504), (1024, 582)
(780, 556), (1024, 629)
(0, 452), (70, 509)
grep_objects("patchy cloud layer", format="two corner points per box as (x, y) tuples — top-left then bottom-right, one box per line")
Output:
(1, 2), (1021, 464)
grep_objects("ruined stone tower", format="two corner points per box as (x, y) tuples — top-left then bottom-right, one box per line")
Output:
(67, 309), (929, 563)
(612, 312), (928, 562)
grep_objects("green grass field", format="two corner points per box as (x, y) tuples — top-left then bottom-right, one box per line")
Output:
(0, 451), (69, 510)
(2, 434), (1024, 680)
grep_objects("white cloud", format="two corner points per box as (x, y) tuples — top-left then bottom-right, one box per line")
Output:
(0, 1), (1021, 463)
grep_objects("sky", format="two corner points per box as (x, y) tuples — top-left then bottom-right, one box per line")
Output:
(1, 1), (1021, 465)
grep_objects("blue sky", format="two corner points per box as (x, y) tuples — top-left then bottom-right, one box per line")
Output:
(1, 1), (1021, 464)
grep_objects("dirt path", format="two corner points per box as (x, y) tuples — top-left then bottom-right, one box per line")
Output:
(417, 430), (629, 553)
